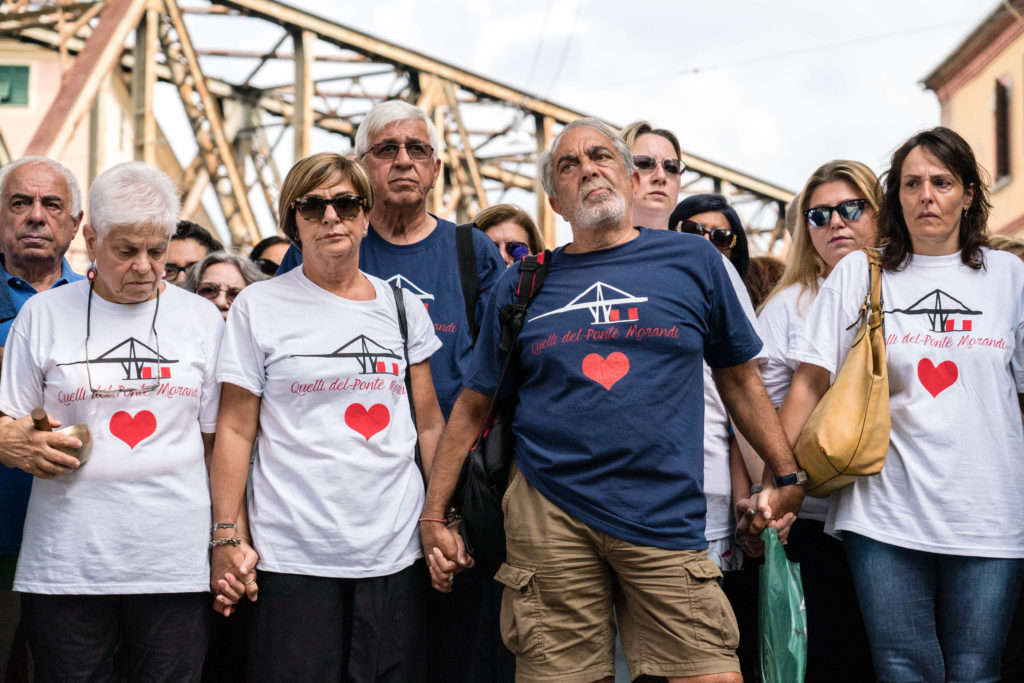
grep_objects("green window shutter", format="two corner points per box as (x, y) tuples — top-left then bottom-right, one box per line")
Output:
(0, 66), (29, 106)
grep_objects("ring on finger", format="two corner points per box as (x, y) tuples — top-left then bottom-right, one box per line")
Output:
(244, 578), (257, 586)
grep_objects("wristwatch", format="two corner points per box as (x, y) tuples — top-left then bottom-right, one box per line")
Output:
(773, 470), (808, 488)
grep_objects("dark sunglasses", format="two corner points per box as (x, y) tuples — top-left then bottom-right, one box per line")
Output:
(503, 241), (530, 262)
(363, 142), (434, 161)
(164, 261), (197, 280)
(290, 194), (367, 221)
(251, 257), (280, 276)
(633, 154), (685, 176)
(196, 283), (243, 303)
(803, 199), (867, 228)
(672, 220), (737, 249)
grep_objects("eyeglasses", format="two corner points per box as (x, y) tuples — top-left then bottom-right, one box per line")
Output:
(290, 194), (367, 221)
(251, 258), (279, 276)
(164, 261), (197, 280)
(85, 283), (162, 397)
(803, 199), (867, 228)
(197, 283), (243, 303)
(633, 154), (685, 176)
(363, 142), (434, 161)
(673, 220), (737, 249)
(502, 241), (530, 262)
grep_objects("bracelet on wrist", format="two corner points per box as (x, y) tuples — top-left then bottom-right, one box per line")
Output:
(419, 517), (447, 524)
(210, 522), (238, 536)
(209, 536), (243, 549)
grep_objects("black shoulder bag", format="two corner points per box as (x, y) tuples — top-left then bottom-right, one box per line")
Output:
(452, 251), (549, 575)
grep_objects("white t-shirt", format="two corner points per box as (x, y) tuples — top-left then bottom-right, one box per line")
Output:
(217, 268), (441, 578)
(757, 281), (830, 522)
(790, 248), (1024, 557)
(702, 258), (763, 544)
(0, 282), (223, 594)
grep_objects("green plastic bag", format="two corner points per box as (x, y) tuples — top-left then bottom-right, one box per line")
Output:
(759, 527), (807, 683)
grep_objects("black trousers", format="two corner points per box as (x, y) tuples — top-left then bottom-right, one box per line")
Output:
(248, 562), (427, 683)
(21, 591), (210, 683)
(784, 519), (875, 683)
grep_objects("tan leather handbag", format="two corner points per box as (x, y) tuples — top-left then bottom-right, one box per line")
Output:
(795, 248), (890, 498)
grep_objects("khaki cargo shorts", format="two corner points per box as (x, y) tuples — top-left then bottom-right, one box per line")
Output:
(495, 464), (740, 683)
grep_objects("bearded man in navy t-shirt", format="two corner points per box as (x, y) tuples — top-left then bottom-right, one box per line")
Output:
(421, 118), (806, 682)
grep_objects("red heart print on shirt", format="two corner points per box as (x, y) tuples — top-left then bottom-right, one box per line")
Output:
(582, 352), (630, 391)
(109, 410), (157, 449)
(345, 403), (390, 440)
(918, 358), (958, 398)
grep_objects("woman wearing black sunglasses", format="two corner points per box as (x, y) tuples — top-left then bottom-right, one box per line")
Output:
(622, 121), (685, 230)
(756, 160), (881, 682)
(670, 193), (750, 279)
(209, 153), (445, 681)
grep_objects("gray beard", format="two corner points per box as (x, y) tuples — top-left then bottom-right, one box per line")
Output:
(573, 191), (628, 231)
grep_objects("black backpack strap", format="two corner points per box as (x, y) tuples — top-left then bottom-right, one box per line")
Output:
(488, 249), (551, 409)
(391, 284), (423, 478)
(455, 223), (480, 342)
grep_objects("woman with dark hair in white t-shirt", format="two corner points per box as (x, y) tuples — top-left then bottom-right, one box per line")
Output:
(0, 161), (225, 681)
(780, 128), (1024, 682)
(209, 153), (444, 682)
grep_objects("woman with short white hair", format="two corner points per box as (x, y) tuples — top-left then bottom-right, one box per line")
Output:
(0, 161), (226, 681)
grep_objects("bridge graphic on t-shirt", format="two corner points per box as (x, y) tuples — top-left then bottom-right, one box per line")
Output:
(529, 282), (648, 325)
(386, 274), (434, 303)
(290, 335), (402, 375)
(885, 289), (982, 333)
(57, 337), (177, 380)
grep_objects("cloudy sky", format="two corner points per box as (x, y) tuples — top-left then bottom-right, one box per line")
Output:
(281, 0), (993, 191)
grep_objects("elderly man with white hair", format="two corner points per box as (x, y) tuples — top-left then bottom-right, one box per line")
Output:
(0, 161), (225, 681)
(0, 155), (86, 678)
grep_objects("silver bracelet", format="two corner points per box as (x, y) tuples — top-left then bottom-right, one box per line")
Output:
(209, 536), (243, 549)
(211, 522), (238, 535)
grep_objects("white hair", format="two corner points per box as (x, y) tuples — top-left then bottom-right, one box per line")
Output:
(88, 162), (179, 244)
(0, 156), (83, 217)
(354, 100), (442, 158)
(539, 117), (635, 198)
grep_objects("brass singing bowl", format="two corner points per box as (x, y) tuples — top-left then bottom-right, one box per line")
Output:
(55, 423), (92, 465)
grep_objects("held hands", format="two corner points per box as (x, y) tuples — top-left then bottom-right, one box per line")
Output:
(210, 540), (259, 617)
(0, 413), (82, 478)
(419, 519), (474, 593)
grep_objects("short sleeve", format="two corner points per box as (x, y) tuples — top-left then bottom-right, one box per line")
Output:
(0, 312), (43, 418)
(788, 252), (866, 376)
(462, 266), (517, 398)
(216, 292), (267, 396)
(197, 307), (224, 433)
(704, 251), (762, 368)
(471, 229), (507, 330)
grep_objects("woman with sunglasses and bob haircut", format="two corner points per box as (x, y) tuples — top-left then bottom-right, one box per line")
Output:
(472, 203), (545, 267)
(622, 120), (685, 230)
(781, 129), (1024, 681)
(0, 161), (226, 681)
(754, 160), (881, 682)
(209, 152), (445, 681)
(670, 193), (750, 279)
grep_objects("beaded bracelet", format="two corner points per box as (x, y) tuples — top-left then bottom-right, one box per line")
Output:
(209, 537), (243, 549)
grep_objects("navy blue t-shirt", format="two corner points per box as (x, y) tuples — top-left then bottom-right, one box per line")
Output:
(464, 228), (762, 550)
(277, 217), (505, 417)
